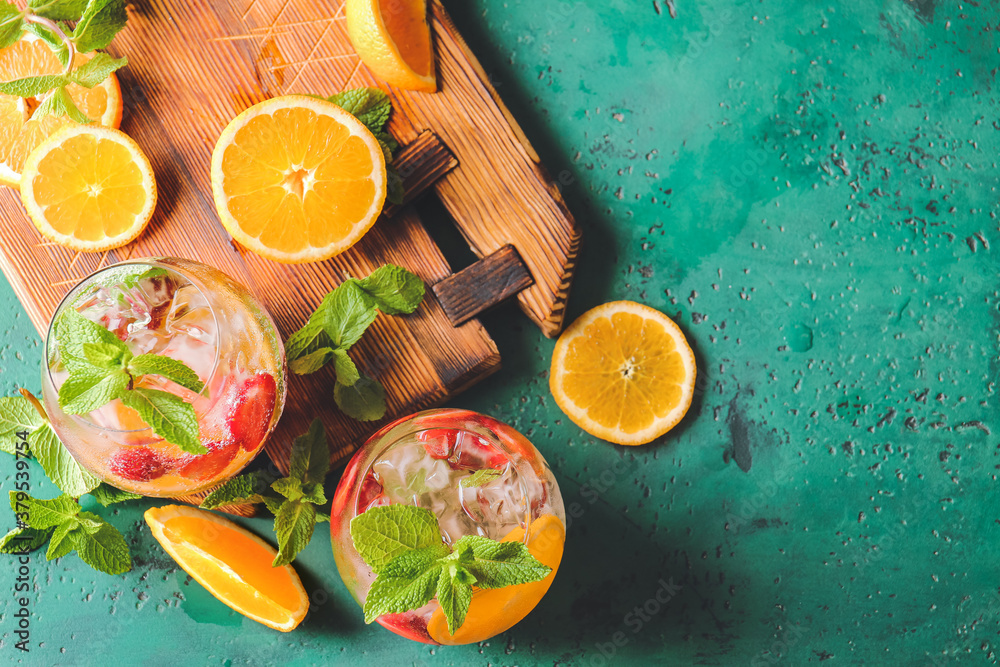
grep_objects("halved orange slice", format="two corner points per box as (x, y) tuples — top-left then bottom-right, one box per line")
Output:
(211, 95), (387, 263)
(144, 505), (309, 632)
(0, 34), (123, 187)
(549, 301), (697, 446)
(20, 124), (156, 252)
(345, 0), (436, 93)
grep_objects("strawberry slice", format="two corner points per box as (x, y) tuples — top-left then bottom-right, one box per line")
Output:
(376, 612), (435, 645)
(357, 474), (385, 510)
(110, 447), (170, 482)
(177, 439), (239, 482)
(227, 373), (277, 452)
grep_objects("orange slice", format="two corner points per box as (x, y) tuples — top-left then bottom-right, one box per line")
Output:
(144, 505), (309, 632)
(426, 514), (565, 645)
(345, 0), (436, 93)
(20, 124), (156, 252)
(211, 95), (387, 264)
(0, 34), (123, 187)
(549, 301), (697, 446)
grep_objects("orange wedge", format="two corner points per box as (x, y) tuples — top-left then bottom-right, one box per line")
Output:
(211, 95), (387, 263)
(426, 514), (565, 645)
(20, 124), (156, 252)
(0, 34), (123, 187)
(549, 301), (697, 446)
(345, 0), (436, 93)
(144, 505), (309, 632)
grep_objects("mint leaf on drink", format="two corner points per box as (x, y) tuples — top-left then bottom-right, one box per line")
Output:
(59, 369), (130, 415)
(70, 52), (127, 88)
(460, 468), (502, 488)
(87, 484), (142, 506)
(0, 526), (53, 554)
(333, 375), (386, 422)
(82, 341), (131, 369)
(351, 504), (553, 635)
(71, 0), (127, 53)
(285, 264), (424, 422)
(121, 388), (204, 454)
(128, 354), (205, 393)
(29, 423), (101, 496)
(350, 505), (443, 573)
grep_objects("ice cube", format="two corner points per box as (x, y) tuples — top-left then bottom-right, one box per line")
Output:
(460, 465), (528, 537)
(164, 284), (216, 344)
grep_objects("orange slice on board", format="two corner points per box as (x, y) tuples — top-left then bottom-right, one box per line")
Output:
(211, 95), (387, 263)
(0, 34), (123, 187)
(426, 514), (565, 645)
(20, 125), (157, 252)
(345, 0), (436, 93)
(549, 301), (697, 446)
(144, 505), (309, 632)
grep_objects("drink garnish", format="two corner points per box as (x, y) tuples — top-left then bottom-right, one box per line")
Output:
(285, 264), (425, 421)
(200, 419), (332, 566)
(350, 504), (552, 634)
(460, 468), (502, 488)
(53, 306), (207, 453)
(0, 0), (129, 123)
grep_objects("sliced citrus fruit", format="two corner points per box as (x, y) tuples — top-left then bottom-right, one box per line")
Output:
(211, 95), (387, 264)
(144, 505), (309, 632)
(426, 514), (565, 645)
(20, 124), (156, 252)
(0, 34), (123, 187)
(345, 0), (436, 93)
(549, 301), (697, 446)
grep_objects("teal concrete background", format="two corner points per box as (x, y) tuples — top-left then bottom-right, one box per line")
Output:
(2, 0), (1000, 664)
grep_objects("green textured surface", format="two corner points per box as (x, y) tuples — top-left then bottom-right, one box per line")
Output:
(2, 0), (1000, 664)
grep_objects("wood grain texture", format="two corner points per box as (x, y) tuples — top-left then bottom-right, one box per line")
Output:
(433, 245), (533, 327)
(0, 0), (512, 473)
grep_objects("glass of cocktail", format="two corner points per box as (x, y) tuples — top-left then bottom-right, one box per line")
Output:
(41, 258), (286, 496)
(331, 408), (566, 645)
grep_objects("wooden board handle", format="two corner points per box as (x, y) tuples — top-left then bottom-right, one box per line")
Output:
(432, 245), (534, 327)
(384, 130), (458, 217)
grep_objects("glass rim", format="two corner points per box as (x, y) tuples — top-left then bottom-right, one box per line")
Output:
(354, 409), (536, 544)
(42, 257), (222, 435)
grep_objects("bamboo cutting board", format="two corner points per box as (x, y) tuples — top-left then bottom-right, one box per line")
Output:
(0, 0), (580, 473)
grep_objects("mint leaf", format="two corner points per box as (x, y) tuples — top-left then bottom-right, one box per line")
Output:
(70, 52), (127, 88)
(46, 521), (77, 560)
(32, 85), (92, 123)
(284, 319), (331, 362)
(73, 513), (131, 574)
(262, 495), (283, 515)
(332, 349), (360, 387)
(29, 424), (100, 496)
(59, 369), (130, 415)
(436, 562), (476, 635)
(334, 374), (386, 422)
(9, 492), (80, 530)
(200, 471), (277, 509)
(128, 354), (204, 393)
(121, 388), (204, 454)
(288, 347), (335, 375)
(272, 499), (316, 566)
(329, 88), (392, 134)
(322, 280), (378, 349)
(460, 469), (502, 488)
(0, 3), (23, 50)
(87, 484), (142, 506)
(0, 397), (44, 455)
(385, 166), (404, 205)
(288, 418), (330, 486)
(29, 0), (88, 20)
(0, 74), (68, 98)
(22, 20), (70, 66)
(55, 308), (123, 369)
(82, 341), (130, 369)
(350, 505), (442, 573)
(71, 0), (127, 53)
(452, 535), (551, 589)
(357, 265), (425, 315)
(362, 546), (449, 623)
(0, 526), (53, 554)
(121, 267), (167, 290)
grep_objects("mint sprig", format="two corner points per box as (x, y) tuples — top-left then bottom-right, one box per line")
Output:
(53, 308), (206, 454)
(200, 419), (332, 566)
(350, 505), (553, 635)
(328, 88), (404, 205)
(285, 264), (424, 422)
(0, 0), (129, 123)
(6, 491), (131, 574)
